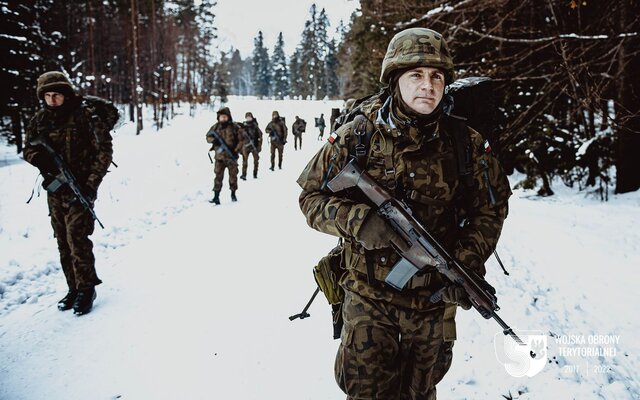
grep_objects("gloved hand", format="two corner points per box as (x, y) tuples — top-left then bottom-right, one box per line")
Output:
(84, 185), (97, 203)
(440, 285), (472, 310)
(31, 152), (58, 176)
(355, 212), (406, 251)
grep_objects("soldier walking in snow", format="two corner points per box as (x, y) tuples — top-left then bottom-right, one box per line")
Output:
(292, 115), (307, 151)
(265, 110), (287, 170)
(23, 71), (118, 316)
(297, 28), (512, 399)
(315, 113), (326, 140)
(239, 112), (263, 180)
(206, 107), (243, 204)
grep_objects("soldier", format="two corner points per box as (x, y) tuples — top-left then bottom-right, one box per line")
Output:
(297, 28), (511, 399)
(240, 112), (263, 180)
(316, 113), (326, 140)
(206, 107), (243, 204)
(292, 115), (307, 151)
(265, 110), (287, 170)
(23, 71), (118, 316)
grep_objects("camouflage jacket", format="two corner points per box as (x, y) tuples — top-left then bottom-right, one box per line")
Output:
(24, 96), (115, 197)
(207, 121), (243, 161)
(292, 118), (307, 136)
(240, 120), (263, 151)
(266, 118), (287, 144)
(296, 93), (511, 310)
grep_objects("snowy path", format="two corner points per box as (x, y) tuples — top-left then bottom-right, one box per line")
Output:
(1, 97), (639, 399)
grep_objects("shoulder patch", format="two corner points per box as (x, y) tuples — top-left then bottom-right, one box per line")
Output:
(328, 131), (339, 144)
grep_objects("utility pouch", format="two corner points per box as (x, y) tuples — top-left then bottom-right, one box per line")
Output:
(313, 244), (346, 305)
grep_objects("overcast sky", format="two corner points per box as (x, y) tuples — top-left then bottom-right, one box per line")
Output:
(212, 0), (360, 58)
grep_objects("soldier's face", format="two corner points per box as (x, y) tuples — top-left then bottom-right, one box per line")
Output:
(398, 67), (445, 115)
(44, 92), (65, 107)
(246, 116), (253, 122)
(218, 114), (229, 123)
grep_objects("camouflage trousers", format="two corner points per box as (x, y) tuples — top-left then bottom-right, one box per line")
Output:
(213, 159), (239, 192)
(294, 134), (302, 150)
(335, 290), (453, 400)
(48, 194), (102, 291)
(270, 142), (284, 169)
(241, 147), (259, 177)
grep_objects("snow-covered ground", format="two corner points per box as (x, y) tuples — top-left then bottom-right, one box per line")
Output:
(0, 97), (638, 399)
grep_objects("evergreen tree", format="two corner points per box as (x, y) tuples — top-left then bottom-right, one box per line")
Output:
(213, 51), (230, 104)
(271, 32), (289, 99)
(228, 49), (244, 95)
(288, 48), (303, 99)
(314, 7), (330, 98)
(251, 31), (270, 98)
(324, 38), (339, 99)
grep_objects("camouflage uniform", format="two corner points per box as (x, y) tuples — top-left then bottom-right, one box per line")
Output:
(265, 111), (287, 170)
(240, 112), (263, 179)
(316, 114), (326, 140)
(23, 72), (115, 292)
(207, 107), (243, 194)
(292, 116), (307, 150)
(297, 28), (511, 400)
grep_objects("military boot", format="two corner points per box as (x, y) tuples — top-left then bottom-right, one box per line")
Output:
(240, 175), (247, 181)
(231, 190), (237, 202)
(209, 191), (220, 205)
(57, 290), (78, 311)
(269, 165), (274, 171)
(253, 171), (258, 179)
(73, 288), (96, 316)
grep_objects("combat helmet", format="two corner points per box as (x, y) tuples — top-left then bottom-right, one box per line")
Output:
(380, 28), (455, 85)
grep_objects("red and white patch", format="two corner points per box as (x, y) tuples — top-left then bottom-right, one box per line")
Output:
(328, 131), (339, 144)
(483, 139), (492, 153)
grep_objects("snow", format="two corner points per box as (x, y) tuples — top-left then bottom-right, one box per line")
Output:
(1, 97), (639, 399)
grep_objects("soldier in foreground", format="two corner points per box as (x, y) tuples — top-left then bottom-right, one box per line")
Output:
(240, 112), (263, 180)
(206, 107), (243, 204)
(297, 28), (511, 399)
(265, 111), (287, 170)
(292, 115), (307, 151)
(23, 71), (118, 316)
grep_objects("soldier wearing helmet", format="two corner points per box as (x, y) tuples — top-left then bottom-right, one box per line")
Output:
(297, 28), (511, 398)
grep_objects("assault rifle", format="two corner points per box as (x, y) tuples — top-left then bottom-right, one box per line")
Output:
(327, 159), (524, 345)
(270, 131), (286, 146)
(238, 124), (258, 153)
(30, 137), (105, 229)
(206, 128), (238, 163)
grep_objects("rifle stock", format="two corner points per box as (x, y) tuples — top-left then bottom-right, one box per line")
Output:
(327, 159), (524, 345)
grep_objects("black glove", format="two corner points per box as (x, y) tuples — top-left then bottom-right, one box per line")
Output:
(440, 285), (472, 310)
(84, 186), (97, 202)
(355, 212), (407, 251)
(31, 152), (58, 176)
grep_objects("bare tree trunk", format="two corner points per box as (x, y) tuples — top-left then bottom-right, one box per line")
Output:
(615, 1), (640, 193)
(130, 0), (143, 134)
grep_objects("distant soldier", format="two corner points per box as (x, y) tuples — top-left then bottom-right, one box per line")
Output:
(315, 113), (326, 140)
(292, 115), (307, 151)
(240, 112), (263, 180)
(206, 107), (243, 204)
(265, 111), (287, 170)
(23, 71), (118, 316)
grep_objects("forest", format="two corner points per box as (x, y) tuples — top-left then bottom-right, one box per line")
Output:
(1, 0), (639, 195)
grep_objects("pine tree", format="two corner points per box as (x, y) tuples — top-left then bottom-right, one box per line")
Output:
(324, 39), (339, 99)
(288, 48), (303, 99)
(213, 51), (230, 104)
(271, 32), (289, 99)
(251, 31), (270, 98)
(314, 7), (330, 99)
(228, 49), (244, 95)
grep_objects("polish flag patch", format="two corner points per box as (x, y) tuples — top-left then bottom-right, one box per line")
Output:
(483, 139), (492, 153)
(328, 131), (339, 144)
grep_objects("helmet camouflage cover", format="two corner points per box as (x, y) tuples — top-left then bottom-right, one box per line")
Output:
(380, 27), (455, 85)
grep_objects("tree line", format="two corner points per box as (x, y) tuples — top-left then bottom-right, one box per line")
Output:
(2, 1), (638, 195)
(334, 0), (640, 195)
